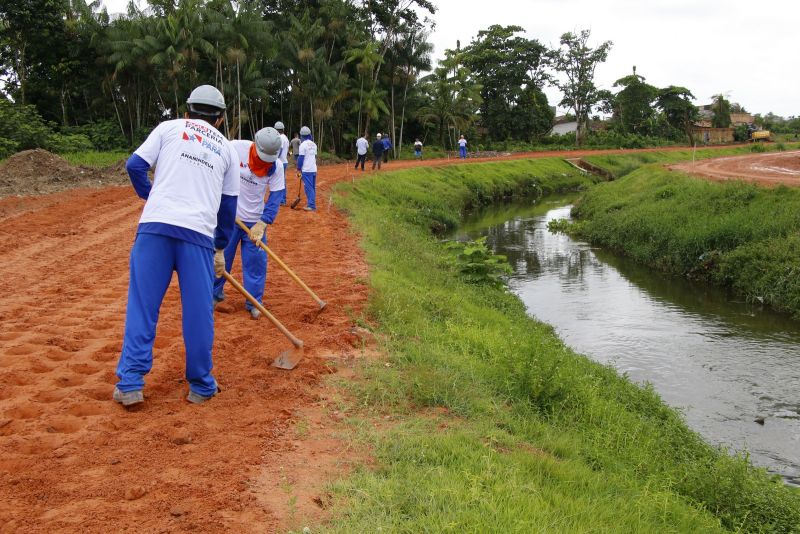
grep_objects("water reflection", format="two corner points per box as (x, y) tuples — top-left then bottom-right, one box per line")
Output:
(457, 196), (800, 484)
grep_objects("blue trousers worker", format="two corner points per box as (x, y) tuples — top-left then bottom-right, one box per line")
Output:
(116, 233), (218, 397)
(279, 162), (288, 205)
(301, 172), (316, 211)
(213, 221), (267, 310)
(459, 146), (467, 159)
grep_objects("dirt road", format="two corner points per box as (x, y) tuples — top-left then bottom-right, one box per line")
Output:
(672, 150), (800, 186)
(0, 144), (764, 532)
(0, 163), (374, 532)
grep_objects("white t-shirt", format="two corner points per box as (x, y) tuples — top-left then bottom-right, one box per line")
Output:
(298, 139), (318, 173)
(134, 118), (239, 238)
(458, 138), (467, 148)
(279, 133), (289, 164)
(356, 137), (368, 155)
(414, 141), (423, 149)
(231, 140), (286, 223)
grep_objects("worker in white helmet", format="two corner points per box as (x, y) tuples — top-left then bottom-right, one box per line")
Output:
(114, 84), (239, 407)
(213, 127), (284, 320)
(295, 126), (317, 211)
(274, 121), (290, 205)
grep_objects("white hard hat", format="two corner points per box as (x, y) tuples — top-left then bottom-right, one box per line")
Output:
(300, 126), (311, 136)
(254, 127), (281, 162)
(274, 121), (285, 130)
(186, 85), (226, 111)
(376, 133), (382, 139)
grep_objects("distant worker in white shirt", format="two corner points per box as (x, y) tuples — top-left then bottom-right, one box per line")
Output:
(114, 85), (239, 407)
(414, 138), (423, 159)
(296, 126), (317, 211)
(213, 127), (284, 320)
(355, 133), (369, 171)
(274, 121), (290, 205)
(458, 135), (467, 159)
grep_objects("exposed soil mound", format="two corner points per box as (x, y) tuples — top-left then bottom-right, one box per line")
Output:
(0, 149), (128, 197)
(671, 150), (800, 186)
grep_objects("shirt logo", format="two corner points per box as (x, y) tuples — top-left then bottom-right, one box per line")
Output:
(182, 131), (203, 143)
(180, 129), (222, 157)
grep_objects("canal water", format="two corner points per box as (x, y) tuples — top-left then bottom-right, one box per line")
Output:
(456, 195), (800, 485)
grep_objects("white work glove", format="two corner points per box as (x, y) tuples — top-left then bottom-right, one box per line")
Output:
(214, 249), (225, 277)
(248, 221), (267, 244)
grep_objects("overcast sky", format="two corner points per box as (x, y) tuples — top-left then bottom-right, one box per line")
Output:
(101, 0), (798, 117)
(428, 0), (798, 117)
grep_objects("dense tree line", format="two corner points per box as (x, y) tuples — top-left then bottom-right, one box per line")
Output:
(2, 1), (797, 159)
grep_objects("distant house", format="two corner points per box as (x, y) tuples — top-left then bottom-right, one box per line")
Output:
(691, 126), (734, 144)
(551, 119), (578, 135)
(696, 103), (754, 127)
(549, 116), (604, 136)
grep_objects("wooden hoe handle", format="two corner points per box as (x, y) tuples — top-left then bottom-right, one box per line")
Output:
(235, 218), (327, 309)
(222, 271), (303, 349)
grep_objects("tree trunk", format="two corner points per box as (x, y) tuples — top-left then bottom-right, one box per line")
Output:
(236, 58), (242, 139)
(390, 83), (396, 158)
(398, 75), (410, 156)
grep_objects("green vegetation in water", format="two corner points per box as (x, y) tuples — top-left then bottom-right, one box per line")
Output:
(569, 153), (800, 317)
(323, 158), (800, 533)
(61, 150), (129, 168)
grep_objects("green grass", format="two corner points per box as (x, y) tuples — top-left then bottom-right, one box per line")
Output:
(319, 158), (800, 533)
(61, 150), (129, 167)
(569, 153), (800, 317)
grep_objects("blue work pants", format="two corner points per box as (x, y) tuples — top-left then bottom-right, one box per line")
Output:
(116, 233), (217, 396)
(213, 222), (268, 310)
(301, 171), (317, 210)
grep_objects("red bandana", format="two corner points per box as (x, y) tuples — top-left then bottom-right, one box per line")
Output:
(248, 143), (273, 177)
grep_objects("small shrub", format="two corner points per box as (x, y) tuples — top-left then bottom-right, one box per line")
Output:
(0, 137), (19, 159)
(443, 236), (512, 288)
(46, 133), (94, 154)
(750, 142), (767, 153)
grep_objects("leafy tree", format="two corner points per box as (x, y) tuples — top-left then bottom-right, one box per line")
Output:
(460, 25), (551, 142)
(417, 55), (482, 149)
(0, 0), (67, 105)
(711, 93), (732, 128)
(516, 86), (555, 142)
(611, 69), (658, 135)
(551, 30), (612, 146)
(655, 86), (698, 143)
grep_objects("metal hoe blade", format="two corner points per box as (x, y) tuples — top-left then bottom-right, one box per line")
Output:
(272, 347), (304, 370)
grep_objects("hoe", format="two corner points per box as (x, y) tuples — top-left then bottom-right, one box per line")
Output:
(235, 219), (326, 310)
(222, 271), (304, 369)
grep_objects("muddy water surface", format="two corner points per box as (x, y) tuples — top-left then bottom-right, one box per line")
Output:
(457, 196), (800, 485)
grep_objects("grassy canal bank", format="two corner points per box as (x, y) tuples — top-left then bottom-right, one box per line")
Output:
(325, 158), (800, 532)
(569, 147), (800, 318)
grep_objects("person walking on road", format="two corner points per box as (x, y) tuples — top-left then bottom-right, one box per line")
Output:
(372, 133), (384, 170)
(355, 133), (368, 171)
(290, 132), (301, 167)
(414, 138), (423, 159)
(114, 84), (239, 407)
(458, 134), (467, 159)
(296, 126), (317, 211)
(213, 127), (284, 320)
(382, 133), (392, 163)
(274, 121), (290, 206)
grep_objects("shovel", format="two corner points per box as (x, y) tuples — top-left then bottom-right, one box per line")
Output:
(290, 173), (302, 209)
(222, 271), (304, 369)
(236, 219), (326, 310)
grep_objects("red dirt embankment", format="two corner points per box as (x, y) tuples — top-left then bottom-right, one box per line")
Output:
(0, 144), (755, 532)
(0, 160), (375, 532)
(672, 150), (800, 186)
